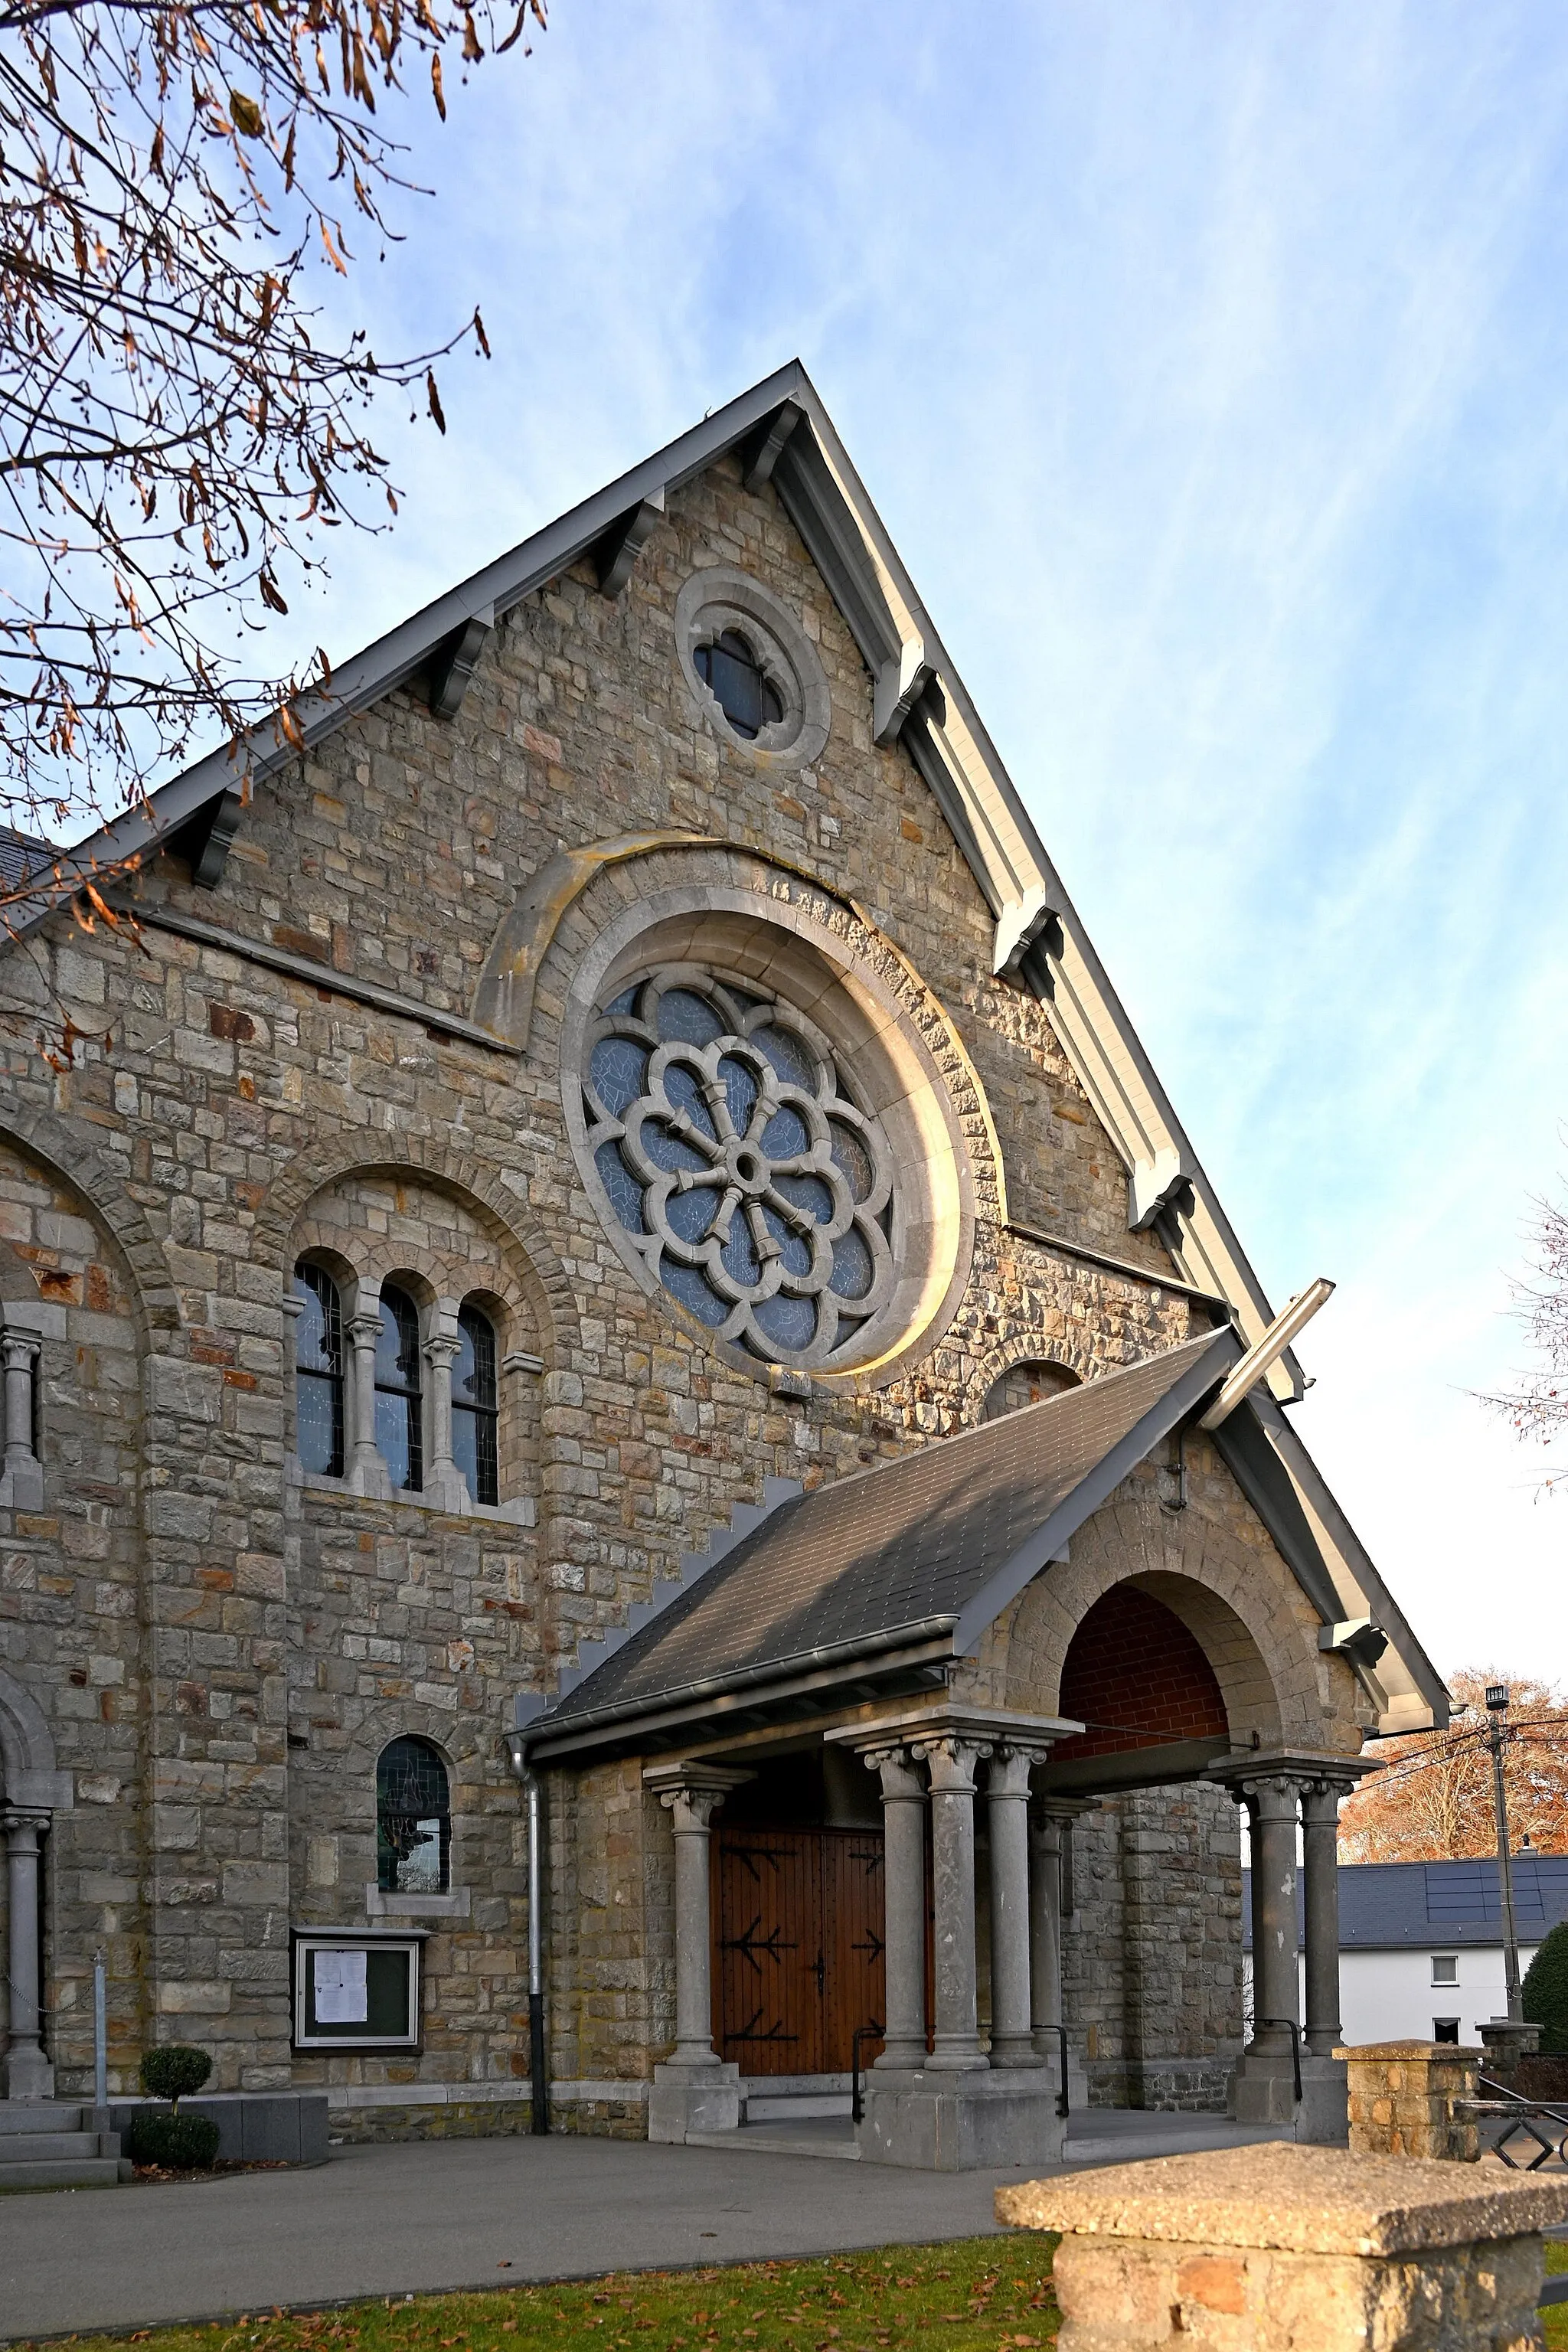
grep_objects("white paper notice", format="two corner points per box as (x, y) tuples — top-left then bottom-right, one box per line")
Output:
(314, 1947), (368, 2024)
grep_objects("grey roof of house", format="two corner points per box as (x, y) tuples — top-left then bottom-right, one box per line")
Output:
(1242, 1857), (1568, 1949)
(0, 827), (56, 894)
(532, 1327), (1237, 1746)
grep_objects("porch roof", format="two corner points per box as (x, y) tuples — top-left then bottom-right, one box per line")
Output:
(528, 1327), (1239, 1754)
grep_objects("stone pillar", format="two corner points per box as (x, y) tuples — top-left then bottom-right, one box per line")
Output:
(864, 1745), (928, 2069)
(420, 1323), (467, 1512)
(917, 1733), (989, 2072)
(645, 1762), (752, 2142)
(1301, 1778), (1344, 2057)
(345, 1308), (390, 1498)
(3, 1809), (52, 2100)
(1029, 1801), (1064, 2066)
(997, 2140), (1568, 2351)
(0, 1332), (41, 1509)
(987, 1747), (1040, 2069)
(1250, 1772), (1302, 2055)
(1341, 2041), (1482, 2161)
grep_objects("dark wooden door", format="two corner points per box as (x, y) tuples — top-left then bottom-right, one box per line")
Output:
(713, 1826), (885, 2076)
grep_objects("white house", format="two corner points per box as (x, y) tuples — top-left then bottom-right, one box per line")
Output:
(1244, 1855), (1568, 2048)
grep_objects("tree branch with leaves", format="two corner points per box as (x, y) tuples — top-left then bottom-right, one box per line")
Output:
(0, 0), (539, 906)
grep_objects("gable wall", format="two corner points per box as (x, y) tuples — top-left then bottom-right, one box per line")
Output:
(0, 449), (1278, 2104)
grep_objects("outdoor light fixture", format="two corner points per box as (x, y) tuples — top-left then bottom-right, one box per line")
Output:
(1487, 1684), (1511, 1713)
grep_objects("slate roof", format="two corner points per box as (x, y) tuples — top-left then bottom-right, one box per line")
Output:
(534, 1328), (1236, 1745)
(1243, 1857), (1568, 1950)
(0, 826), (55, 895)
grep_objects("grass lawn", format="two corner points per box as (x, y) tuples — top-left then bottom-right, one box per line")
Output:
(1543, 2239), (1568, 2347)
(11, 2239), (1063, 2352)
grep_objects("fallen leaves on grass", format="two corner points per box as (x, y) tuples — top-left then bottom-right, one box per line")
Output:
(14, 2240), (1060, 2352)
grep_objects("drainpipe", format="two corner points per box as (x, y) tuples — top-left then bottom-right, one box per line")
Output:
(505, 1729), (549, 2135)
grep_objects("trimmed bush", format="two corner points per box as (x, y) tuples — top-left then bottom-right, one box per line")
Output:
(139, 2043), (212, 2109)
(1523, 1919), (1568, 2053)
(128, 2109), (220, 2171)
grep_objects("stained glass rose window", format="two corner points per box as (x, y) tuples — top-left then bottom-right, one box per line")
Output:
(580, 965), (896, 1368)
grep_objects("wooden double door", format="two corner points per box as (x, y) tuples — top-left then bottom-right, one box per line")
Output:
(712, 1825), (887, 2075)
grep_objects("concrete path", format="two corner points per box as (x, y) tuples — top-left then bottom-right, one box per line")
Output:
(0, 2118), (1281, 2344)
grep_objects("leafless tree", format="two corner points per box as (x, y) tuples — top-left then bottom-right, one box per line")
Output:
(1481, 1192), (1568, 1481)
(0, 0), (541, 918)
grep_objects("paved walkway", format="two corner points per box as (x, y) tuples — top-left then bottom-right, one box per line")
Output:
(0, 2117), (1277, 2344)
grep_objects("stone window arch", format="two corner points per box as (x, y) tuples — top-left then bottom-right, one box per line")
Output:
(292, 1259), (346, 1478)
(452, 1298), (499, 1508)
(376, 1734), (450, 1895)
(981, 1357), (1082, 1423)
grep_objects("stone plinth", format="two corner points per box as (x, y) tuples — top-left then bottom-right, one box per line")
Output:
(1479, 2020), (1543, 2073)
(996, 2141), (1568, 2350)
(858, 2066), (1066, 2171)
(648, 2060), (743, 2143)
(1338, 2043), (1481, 2162)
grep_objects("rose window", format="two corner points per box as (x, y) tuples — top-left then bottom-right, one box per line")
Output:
(582, 965), (897, 1368)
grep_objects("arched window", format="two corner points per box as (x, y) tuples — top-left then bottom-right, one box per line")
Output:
(377, 1736), (450, 1894)
(452, 1302), (498, 1507)
(694, 629), (783, 740)
(375, 1285), (423, 1491)
(982, 1357), (1082, 1423)
(294, 1262), (345, 1477)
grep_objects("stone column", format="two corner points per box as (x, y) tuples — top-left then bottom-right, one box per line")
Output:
(864, 1745), (928, 2069)
(0, 1332), (41, 1508)
(645, 1762), (752, 2141)
(987, 1747), (1040, 2069)
(345, 1309), (390, 1497)
(663, 1782), (728, 2066)
(916, 1734), (988, 2071)
(420, 1325), (467, 1512)
(1029, 1801), (1064, 2066)
(2, 1809), (52, 2100)
(1248, 1772), (1303, 2056)
(1301, 1777), (1344, 2056)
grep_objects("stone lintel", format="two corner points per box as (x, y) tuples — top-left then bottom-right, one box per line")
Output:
(641, 1761), (754, 1799)
(995, 2141), (1568, 2256)
(1204, 1748), (1373, 1792)
(824, 1703), (1083, 1759)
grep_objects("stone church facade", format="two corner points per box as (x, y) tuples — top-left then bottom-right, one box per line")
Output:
(0, 364), (1446, 2161)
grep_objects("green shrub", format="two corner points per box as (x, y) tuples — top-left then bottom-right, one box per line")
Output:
(139, 2043), (212, 2109)
(1523, 1920), (1568, 2053)
(128, 2109), (220, 2171)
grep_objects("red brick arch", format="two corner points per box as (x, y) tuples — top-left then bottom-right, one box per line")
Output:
(1053, 1583), (1230, 1763)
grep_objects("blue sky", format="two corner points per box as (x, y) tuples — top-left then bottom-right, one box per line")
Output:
(264, 0), (1568, 1685)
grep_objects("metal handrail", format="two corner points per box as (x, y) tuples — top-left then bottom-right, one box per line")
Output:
(1034, 2023), (1070, 2120)
(1257, 2017), (1303, 2103)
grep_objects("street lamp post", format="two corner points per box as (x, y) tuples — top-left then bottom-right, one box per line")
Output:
(1486, 1684), (1523, 2025)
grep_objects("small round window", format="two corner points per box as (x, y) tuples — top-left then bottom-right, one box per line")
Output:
(694, 631), (784, 741)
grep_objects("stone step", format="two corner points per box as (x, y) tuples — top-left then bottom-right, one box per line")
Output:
(745, 2092), (852, 2121)
(0, 2132), (101, 2162)
(0, 2157), (129, 2190)
(0, 2104), (86, 2135)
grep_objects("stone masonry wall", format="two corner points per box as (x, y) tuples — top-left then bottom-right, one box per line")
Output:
(0, 444), (1354, 2105)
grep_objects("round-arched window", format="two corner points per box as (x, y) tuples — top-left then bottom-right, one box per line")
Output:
(377, 1736), (450, 1894)
(581, 963), (896, 1370)
(982, 1358), (1082, 1422)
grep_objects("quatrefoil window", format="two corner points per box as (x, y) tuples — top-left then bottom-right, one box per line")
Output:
(582, 965), (897, 1368)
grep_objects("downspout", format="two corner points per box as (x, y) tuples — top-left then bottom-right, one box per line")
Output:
(505, 1730), (549, 2135)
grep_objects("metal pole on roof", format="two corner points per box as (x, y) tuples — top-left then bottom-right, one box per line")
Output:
(1486, 1684), (1524, 2023)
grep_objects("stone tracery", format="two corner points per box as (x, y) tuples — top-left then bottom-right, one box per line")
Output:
(581, 962), (896, 1370)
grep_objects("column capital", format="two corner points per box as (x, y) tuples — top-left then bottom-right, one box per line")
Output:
(422, 1332), (463, 1367)
(2, 1806), (48, 1840)
(644, 1761), (753, 1831)
(986, 1748), (1034, 1800)
(861, 1745), (926, 1802)
(913, 1732), (991, 1789)
(0, 1331), (40, 1368)
(345, 1312), (384, 1345)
